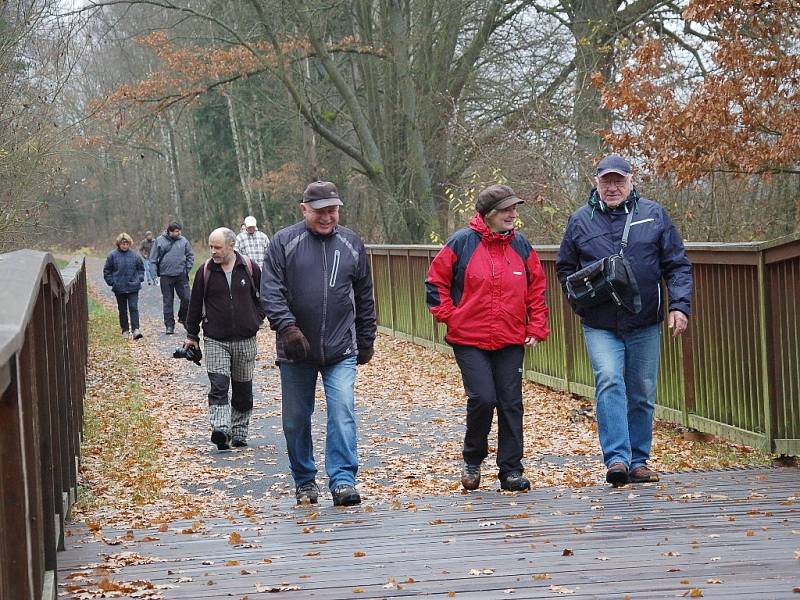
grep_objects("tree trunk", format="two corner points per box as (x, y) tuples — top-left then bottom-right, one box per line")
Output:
(225, 91), (254, 215)
(159, 112), (183, 222)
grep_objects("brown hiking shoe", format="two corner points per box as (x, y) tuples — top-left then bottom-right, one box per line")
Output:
(605, 462), (629, 487)
(629, 465), (660, 483)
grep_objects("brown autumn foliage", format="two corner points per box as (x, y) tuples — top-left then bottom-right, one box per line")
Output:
(602, 0), (800, 185)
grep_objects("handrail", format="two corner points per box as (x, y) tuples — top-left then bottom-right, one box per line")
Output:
(367, 235), (800, 456)
(0, 251), (88, 600)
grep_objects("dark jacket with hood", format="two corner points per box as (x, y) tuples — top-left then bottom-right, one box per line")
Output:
(103, 247), (144, 295)
(260, 220), (377, 366)
(556, 189), (692, 335)
(185, 252), (265, 342)
(425, 213), (549, 349)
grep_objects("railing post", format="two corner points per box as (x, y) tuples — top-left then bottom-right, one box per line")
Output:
(756, 250), (774, 451)
(406, 249), (415, 340)
(0, 360), (34, 600)
(561, 295), (576, 393)
(387, 250), (397, 335)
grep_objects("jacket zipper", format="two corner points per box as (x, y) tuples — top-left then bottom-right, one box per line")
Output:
(320, 240), (328, 364)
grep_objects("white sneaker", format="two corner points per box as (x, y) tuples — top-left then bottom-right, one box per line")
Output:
(122, 331), (130, 338)
(132, 329), (143, 340)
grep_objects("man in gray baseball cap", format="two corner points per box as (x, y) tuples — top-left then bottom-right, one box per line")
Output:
(261, 180), (376, 507)
(302, 181), (344, 209)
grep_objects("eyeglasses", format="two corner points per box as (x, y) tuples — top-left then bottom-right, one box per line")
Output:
(597, 179), (629, 189)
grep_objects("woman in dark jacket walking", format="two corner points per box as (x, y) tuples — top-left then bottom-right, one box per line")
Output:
(103, 232), (145, 339)
(426, 185), (549, 492)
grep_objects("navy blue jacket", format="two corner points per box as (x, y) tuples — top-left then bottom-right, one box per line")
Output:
(556, 190), (692, 335)
(103, 248), (144, 295)
(261, 221), (377, 366)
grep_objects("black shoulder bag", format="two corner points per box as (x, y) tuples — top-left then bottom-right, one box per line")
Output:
(565, 208), (642, 314)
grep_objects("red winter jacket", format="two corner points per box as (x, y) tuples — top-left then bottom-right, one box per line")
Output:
(425, 213), (549, 350)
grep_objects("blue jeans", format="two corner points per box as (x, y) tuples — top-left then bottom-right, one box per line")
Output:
(582, 323), (661, 470)
(143, 259), (156, 284)
(279, 356), (358, 490)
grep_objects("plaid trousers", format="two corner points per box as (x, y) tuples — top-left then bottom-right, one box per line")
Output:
(205, 336), (257, 442)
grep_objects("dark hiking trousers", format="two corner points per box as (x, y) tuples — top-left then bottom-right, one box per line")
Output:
(115, 292), (140, 332)
(159, 274), (191, 329)
(451, 343), (525, 479)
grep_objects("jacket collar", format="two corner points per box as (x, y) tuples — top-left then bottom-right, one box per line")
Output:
(468, 212), (516, 244)
(587, 187), (640, 218)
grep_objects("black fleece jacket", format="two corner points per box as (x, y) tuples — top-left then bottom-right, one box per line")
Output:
(185, 252), (265, 342)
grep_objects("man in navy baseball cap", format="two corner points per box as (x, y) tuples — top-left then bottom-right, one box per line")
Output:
(596, 155), (632, 178)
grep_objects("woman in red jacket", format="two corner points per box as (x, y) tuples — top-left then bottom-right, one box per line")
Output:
(426, 185), (549, 492)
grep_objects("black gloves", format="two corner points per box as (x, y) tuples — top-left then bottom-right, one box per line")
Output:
(356, 346), (374, 365)
(280, 325), (310, 361)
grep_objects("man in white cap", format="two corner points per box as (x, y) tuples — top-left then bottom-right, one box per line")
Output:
(235, 215), (270, 267)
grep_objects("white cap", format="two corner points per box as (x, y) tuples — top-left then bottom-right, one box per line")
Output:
(244, 216), (257, 227)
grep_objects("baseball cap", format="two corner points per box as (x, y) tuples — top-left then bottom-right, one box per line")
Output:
(596, 155), (632, 178)
(244, 216), (257, 227)
(302, 181), (343, 209)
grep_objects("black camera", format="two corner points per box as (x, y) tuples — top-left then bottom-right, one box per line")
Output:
(173, 345), (203, 366)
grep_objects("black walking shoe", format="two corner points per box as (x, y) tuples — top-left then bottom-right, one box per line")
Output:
(210, 429), (231, 451)
(295, 481), (320, 505)
(500, 471), (531, 492)
(332, 484), (361, 506)
(231, 438), (248, 448)
(165, 326), (175, 335)
(606, 462), (629, 487)
(461, 463), (481, 491)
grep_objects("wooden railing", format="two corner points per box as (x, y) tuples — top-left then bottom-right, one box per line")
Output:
(367, 232), (800, 456)
(0, 251), (88, 600)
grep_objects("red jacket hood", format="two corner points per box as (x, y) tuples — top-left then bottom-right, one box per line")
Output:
(468, 212), (517, 245)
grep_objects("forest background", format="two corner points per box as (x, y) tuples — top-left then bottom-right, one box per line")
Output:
(1, 0), (798, 251)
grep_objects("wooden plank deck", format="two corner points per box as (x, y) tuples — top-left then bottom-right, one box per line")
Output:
(57, 467), (799, 599)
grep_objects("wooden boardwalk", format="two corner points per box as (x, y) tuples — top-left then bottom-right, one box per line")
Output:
(58, 467), (799, 599)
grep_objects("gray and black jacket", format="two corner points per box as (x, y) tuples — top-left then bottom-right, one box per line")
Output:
(261, 221), (376, 366)
(148, 233), (194, 277)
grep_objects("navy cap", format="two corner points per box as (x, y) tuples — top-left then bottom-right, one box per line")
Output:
(596, 155), (632, 178)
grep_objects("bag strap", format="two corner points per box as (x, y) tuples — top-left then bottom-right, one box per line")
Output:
(618, 207), (636, 256)
(157, 235), (177, 265)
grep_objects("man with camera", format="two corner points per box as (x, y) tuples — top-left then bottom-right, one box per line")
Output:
(556, 155), (692, 487)
(183, 227), (265, 450)
(261, 181), (376, 507)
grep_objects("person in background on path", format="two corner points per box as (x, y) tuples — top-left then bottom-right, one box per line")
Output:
(183, 227), (265, 451)
(426, 184), (549, 493)
(556, 155), (692, 487)
(261, 181), (377, 507)
(149, 222), (194, 335)
(103, 232), (145, 340)
(235, 215), (270, 268)
(138, 230), (157, 285)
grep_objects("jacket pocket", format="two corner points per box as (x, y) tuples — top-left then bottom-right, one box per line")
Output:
(329, 250), (340, 287)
